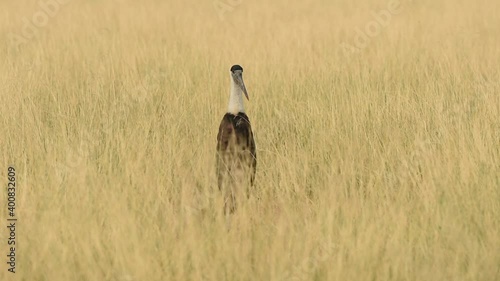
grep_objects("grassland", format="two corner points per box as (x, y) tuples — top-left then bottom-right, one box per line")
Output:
(1, 0), (499, 280)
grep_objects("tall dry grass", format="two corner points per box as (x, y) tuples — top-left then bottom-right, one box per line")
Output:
(1, 0), (499, 280)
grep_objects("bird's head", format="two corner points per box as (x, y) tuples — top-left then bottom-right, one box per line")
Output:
(230, 65), (249, 100)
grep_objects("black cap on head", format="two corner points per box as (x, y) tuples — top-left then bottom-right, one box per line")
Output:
(230, 65), (243, 72)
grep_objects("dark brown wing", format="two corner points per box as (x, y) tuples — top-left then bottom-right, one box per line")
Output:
(236, 113), (257, 186)
(216, 113), (256, 189)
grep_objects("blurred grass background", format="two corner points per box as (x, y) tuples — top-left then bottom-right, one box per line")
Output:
(0, 0), (499, 280)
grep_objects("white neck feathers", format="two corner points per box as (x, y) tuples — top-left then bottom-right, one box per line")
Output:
(227, 75), (245, 114)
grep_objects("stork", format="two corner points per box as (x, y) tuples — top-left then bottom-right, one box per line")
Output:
(216, 65), (256, 214)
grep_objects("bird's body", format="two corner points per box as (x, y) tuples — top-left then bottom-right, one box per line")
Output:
(216, 65), (256, 214)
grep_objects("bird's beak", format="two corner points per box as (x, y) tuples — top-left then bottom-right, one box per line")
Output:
(235, 73), (249, 100)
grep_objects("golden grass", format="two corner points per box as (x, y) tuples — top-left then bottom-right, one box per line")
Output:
(1, 0), (499, 280)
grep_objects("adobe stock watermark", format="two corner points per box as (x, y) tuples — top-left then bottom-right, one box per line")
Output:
(340, 0), (402, 57)
(9, 0), (71, 47)
(280, 241), (339, 281)
(213, 0), (244, 21)
(53, 71), (157, 185)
